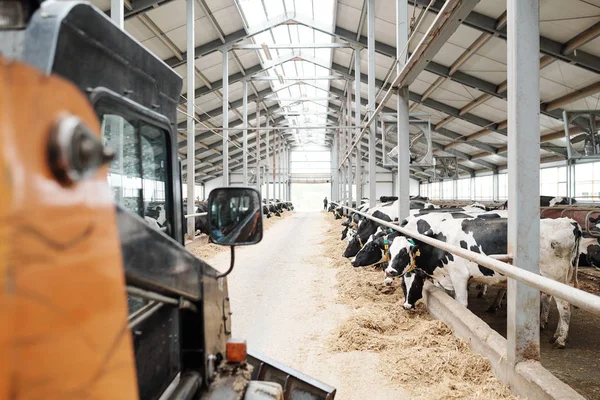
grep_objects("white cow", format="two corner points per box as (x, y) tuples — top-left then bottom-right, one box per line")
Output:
(385, 216), (581, 348)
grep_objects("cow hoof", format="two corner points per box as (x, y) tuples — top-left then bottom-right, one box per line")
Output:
(549, 335), (558, 344)
(553, 340), (566, 349)
(485, 306), (498, 314)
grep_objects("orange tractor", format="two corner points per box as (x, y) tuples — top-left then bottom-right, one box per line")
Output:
(0, 1), (335, 399)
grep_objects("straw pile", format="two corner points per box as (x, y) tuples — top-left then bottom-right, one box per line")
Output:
(321, 213), (517, 400)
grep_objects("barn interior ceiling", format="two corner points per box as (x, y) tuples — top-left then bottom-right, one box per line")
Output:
(92, 0), (600, 183)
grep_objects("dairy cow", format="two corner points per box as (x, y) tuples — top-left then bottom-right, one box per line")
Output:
(385, 216), (581, 348)
(351, 206), (507, 268)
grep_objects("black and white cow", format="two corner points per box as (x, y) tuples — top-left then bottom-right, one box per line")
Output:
(343, 210), (394, 258)
(385, 216), (582, 348)
(351, 212), (477, 268)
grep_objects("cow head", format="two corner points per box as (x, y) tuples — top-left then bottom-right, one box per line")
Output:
(352, 236), (384, 267)
(401, 269), (427, 310)
(384, 237), (412, 280)
(384, 237), (425, 309)
(341, 226), (349, 240)
(343, 235), (362, 258)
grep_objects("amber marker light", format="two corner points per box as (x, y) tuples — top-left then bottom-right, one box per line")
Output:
(226, 338), (247, 363)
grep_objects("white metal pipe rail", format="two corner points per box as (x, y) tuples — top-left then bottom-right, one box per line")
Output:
(331, 202), (600, 316)
(184, 212), (207, 218)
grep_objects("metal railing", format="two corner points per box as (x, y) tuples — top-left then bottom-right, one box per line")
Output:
(331, 202), (600, 316)
(184, 212), (207, 242)
(185, 212), (207, 218)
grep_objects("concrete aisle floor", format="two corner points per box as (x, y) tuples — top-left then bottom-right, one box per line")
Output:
(205, 211), (410, 400)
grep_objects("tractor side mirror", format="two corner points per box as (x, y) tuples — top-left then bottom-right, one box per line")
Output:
(208, 187), (263, 246)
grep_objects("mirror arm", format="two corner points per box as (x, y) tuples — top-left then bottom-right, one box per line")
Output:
(215, 246), (235, 279)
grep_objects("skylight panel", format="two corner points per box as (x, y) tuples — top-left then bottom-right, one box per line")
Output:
(313, 0), (334, 26)
(283, 62), (296, 76)
(272, 25), (291, 45)
(295, 0), (312, 17)
(238, 0), (267, 26)
(262, 0), (285, 18)
(298, 26), (313, 48)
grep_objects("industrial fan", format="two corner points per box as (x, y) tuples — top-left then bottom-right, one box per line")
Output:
(564, 110), (600, 160)
(383, 120), (433, 167)
(431, 157), (458, 181)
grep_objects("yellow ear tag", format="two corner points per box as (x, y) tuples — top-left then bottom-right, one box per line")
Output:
(414, 249), (421, 257)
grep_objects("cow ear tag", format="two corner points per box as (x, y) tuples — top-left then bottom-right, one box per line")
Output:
(407, 238), (415, 245)
(414, 249), (421, 257)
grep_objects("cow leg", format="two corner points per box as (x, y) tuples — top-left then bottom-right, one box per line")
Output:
(451, 277), (469, 307)
(486, 288), (506, 313)
(477, 284), (488, 298)
(551, 298), (571, 349)
(540, 293), (551, 330)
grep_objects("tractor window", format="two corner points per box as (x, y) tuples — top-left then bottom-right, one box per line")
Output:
(97, 100), (173, 317)
(98, 103), (171, 234)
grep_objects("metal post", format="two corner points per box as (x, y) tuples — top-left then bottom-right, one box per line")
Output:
(493, 172), (499, 201)
(347, 85), (353, 209)
(222, 48), (229, 186)
(279, 140), (283, 201)
(256, 130), (262, 194)
(507, 0), (540, 364)
(284, 145), (289, 201)
(111, 0), (124, 29)
(288, 147), (292, 201)
(255, 103), (261, 192)
(332, 133), (339, 201)
(368, 0), (377, 208)
(276, 135), (281, 200)
(185, 0), (195, 239)
(266, 118), (270, 202)
(242, 79), (248, 186)
(397, 0), (410, 220)
(355, 48), (362, 204)
(453, 178), (458, 200)
(273, 134), (278, 200)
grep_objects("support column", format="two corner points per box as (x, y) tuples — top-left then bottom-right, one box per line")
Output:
(255, 103), (261, 192)
(493, 172), (499, 201)
(276, 135), (281, 200)
(347, 85), (353, 209)
(222, 48), (229, 186)
(111, 0), (124, 29)
(397, 0), (410, 220)
(507, 0), (540, 365)
(355, 48), (362, 205)
(279, 140), (284, 200)
(272, 132), (276, 202)
(453, 179), (458, 200)
(266, 119), (270, 203)
(284, 145), (289, 201)
(185, 0), (195, 239)
(273, 134), (278, 200)
(256, 119), (262, 194)
(242, 79), (248, 186)
(332, 133), (339, 202)
(368, 0), (377, 208)
(288, 147), (292, 201)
